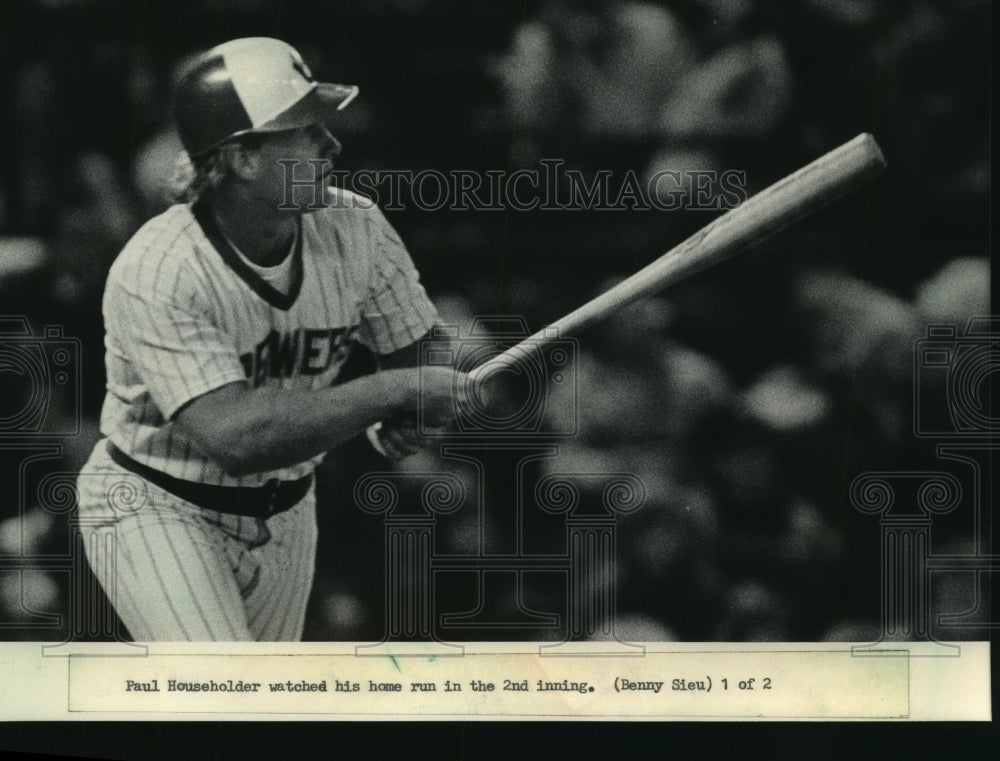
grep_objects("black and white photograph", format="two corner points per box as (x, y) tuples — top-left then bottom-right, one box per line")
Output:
(0, 0), (992, 743)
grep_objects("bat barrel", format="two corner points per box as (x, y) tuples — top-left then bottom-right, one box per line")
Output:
(469, 133), (886, 383)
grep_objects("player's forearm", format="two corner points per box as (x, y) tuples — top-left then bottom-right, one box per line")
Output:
(181, 369), (421, 476)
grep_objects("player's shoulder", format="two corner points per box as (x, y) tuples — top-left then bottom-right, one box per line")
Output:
(108, 204), (202, 289)
(304, 188), (397, 264)
(310, 187), (387, 230)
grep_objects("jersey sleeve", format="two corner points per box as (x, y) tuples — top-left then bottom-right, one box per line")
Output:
(103, 257), (248, 421)
(357, 206), (439, 355)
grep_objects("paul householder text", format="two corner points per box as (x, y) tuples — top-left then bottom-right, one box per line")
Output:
(123, 675), (772, 695)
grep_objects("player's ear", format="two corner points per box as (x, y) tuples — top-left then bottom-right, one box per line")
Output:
(225, 143), (263, 181)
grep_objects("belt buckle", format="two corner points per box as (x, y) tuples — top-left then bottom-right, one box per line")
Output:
(264, 478), (281, 516)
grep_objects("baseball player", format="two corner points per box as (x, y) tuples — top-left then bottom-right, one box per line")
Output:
(75, 37), (462, 641)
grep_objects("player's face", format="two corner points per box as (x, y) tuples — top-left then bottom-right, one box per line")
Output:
(250, 124), (342, 213)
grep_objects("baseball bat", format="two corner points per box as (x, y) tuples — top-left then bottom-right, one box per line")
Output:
(469, 132), (886, 384)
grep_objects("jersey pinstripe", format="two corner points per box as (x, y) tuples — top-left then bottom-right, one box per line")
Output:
(76, 446), (318, 641)
(99, 188), (438, 485)
(78, 188), (438, 641)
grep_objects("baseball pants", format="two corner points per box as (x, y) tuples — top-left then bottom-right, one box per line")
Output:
(75, 442), (318, 641)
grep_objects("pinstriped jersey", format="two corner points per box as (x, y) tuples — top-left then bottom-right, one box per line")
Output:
(100, 188), (438, 486)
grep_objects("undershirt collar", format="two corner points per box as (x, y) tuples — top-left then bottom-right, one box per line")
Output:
(221, 225), (298, 295)
(192, 197), (305, 310)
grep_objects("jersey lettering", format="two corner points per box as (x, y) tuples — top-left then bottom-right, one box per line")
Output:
(240, 326), (358, 386)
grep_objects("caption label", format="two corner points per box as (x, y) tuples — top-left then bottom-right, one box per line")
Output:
(68, 650), (909, 718)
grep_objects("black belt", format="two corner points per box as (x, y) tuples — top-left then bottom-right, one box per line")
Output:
(106, 442), (312, 519)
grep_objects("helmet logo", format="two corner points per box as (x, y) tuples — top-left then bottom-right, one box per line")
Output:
(290, 54), (315, 83)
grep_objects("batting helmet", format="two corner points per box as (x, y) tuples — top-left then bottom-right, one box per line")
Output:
(174, 37), (359, 158)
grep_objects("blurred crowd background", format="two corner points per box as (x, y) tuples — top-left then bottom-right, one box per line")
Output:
(0, 0), (990, 643)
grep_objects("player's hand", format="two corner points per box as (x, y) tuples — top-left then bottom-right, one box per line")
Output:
(374, 413), (451, 459)
(376, 414), (423, 459)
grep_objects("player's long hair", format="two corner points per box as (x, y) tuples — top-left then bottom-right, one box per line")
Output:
(171, 150), (228, 204)
(171, 134), (269, 204)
